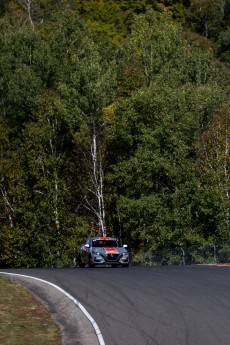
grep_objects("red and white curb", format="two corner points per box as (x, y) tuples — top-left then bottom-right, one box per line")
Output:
(0, 272), (105, 345)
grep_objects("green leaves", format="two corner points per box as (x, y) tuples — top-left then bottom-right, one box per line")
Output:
(0, 6), (229, 266)
(106, 9), (228, 252)
(121, 9), (184, 86)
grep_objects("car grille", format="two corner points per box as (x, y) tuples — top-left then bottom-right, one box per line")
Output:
(106, 254), (119, 262)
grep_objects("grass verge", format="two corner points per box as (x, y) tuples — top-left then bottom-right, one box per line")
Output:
(0, 277), (61, 345)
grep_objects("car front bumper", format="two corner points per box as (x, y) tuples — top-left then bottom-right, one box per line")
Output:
(91, 253), (129, 266)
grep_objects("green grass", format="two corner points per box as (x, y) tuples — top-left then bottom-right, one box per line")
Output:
(0, 277), (61, 345)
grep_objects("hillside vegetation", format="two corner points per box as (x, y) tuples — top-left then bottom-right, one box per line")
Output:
(0, 0), (229, 267)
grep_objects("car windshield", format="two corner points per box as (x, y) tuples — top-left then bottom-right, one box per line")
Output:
(92, 240), (121, 247)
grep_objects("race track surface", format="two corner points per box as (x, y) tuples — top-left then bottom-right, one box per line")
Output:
(2, 265), (230, 345)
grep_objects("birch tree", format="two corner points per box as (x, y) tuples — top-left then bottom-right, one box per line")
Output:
(75, 55), (116, 237)
(49, 11), (116, 237)
(18, 0), (35, 28)
(196, 107), (230, 238)
(84, 119), (106, 236)
(0, 122), (14, 228)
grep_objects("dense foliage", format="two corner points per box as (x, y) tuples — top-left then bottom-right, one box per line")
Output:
(0, 1), (229, 267)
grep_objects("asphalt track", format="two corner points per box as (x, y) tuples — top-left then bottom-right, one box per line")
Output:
(1, 265), (230, 345)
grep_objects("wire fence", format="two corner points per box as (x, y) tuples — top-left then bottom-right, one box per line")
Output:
(132, 242), (230, 266)
(2, 242), (230, 268)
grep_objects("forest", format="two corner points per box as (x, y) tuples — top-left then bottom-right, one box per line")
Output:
(0, 0), (230, 267)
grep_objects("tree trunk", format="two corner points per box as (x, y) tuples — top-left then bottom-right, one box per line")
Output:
(91, 120), (106, 236)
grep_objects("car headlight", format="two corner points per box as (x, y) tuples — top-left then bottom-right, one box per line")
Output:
(92, 251), (102, 256)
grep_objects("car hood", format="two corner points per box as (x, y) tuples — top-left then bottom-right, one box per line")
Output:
(91, 247), (128, 255)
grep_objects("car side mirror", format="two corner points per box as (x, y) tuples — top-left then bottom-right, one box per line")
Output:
(123, 244), (128, 248)
(85, 244), (90, 248)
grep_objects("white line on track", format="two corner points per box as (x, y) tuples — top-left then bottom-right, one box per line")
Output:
(0, 272), (105, 345)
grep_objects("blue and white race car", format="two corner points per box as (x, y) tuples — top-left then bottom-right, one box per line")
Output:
(79, 237), (129, 268)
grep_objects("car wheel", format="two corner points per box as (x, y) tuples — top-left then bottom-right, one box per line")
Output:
(79, 256), (85, 268)
(88, 256), (95, 268)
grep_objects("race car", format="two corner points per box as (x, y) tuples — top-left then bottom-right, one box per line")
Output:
(79, 237), (129, 268)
